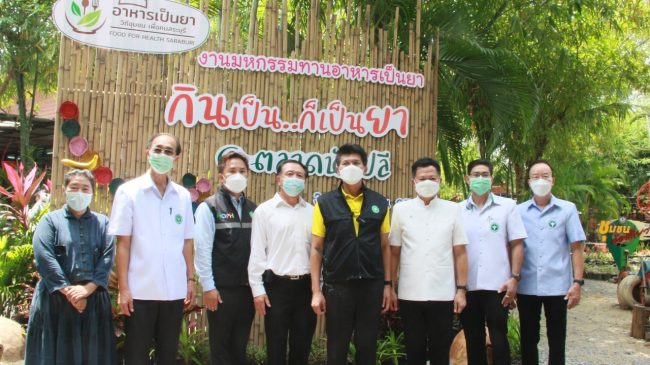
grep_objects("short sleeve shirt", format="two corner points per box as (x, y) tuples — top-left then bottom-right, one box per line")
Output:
(460, 194), (527, 291)
(108, 173), (194, 301)
(389, 197), (467, 301)
(517, 196), (586, 296)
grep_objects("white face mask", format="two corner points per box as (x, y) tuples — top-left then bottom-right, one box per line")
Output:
(529, 178), (553, 197)
(66, 191), (92, 212)
(339, 165), (364, 185)
(224, 173), (247, 193)
(414, 180), (440, 198)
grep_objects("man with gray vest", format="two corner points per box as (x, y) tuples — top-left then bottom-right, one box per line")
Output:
(310, 143), (392, 365)
(194, 151), (257, 365)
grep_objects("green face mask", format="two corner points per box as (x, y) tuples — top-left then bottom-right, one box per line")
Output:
(469, 176), (492, 196)
(149, 153), (174, 174)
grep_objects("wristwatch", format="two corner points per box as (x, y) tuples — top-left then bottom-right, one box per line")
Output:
(511, 272), (521, 282)
(384, 280), (392, 287)
(573, 279), (585, 286)
(456, 285), (467, 291)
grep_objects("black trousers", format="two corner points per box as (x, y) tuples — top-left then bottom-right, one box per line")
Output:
(323, 279), (384, 365)
(207, 286), (255, 365)
(517, 294), (567, 365)
(399, 300), (454, 365)
(123, 299), (184, 365)
(459, 290), (510, 365)
(264, 274), (317, 365)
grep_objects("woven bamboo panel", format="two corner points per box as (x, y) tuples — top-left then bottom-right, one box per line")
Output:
(52, 0), (437, 347)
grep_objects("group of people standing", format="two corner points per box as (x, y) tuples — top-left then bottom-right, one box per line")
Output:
(24, 132), (585, 365)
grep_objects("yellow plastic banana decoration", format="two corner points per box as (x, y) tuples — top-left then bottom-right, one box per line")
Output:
(61, 153), (100, 171)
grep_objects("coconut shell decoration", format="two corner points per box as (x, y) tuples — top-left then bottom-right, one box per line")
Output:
(68, 136), (88, 157)
(182, 173), (197, 188)
(61, 119), (81, 138)
(59, 101), (79, 119)
(196, 178), (212, 193)
(109, 178), (125, 194)
(189, 188), (200, 202)
(94, 166), (113, 186)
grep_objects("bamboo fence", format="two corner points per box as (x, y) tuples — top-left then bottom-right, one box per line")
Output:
(52, 0), (438, 347)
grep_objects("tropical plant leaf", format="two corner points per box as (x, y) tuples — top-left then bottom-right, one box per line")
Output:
(78, 10), (101, 27)
(2, 162), (21, 198)
(71, 1), (81, 17)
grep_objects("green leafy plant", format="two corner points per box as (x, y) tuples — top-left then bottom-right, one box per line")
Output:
(376, 329), (406, 365)
(507, 313), (521, 363)
(308, 337), (327, 364)
(245, 343), (266, 365)
(177, 313), (210, 365)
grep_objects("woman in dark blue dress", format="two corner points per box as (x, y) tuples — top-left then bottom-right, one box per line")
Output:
(25, 169), (116, 365)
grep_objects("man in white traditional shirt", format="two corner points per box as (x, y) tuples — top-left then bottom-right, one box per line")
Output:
(248, 159), (316, 365)
(389, 157), (468, 365)
(109, 133), (195, 365)
(460, 159), (527, 365)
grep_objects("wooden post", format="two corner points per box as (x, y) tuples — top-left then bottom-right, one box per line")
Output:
(630, 304), (650, 339)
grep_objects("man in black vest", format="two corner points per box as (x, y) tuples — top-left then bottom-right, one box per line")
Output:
(194, 151), (257, 365)
(310, 143), (392, 365)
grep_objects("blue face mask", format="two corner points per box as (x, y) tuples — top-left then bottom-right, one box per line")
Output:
(282, 177), (305, 197)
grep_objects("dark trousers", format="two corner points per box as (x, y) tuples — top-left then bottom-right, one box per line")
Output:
(517, 294), (567, 365)
(460, 290), (510, 365)
(124, 299), (184, 365)
(323, 279), (384, 365)
(399, 300), (454, 365)
(264, 275), (317, 365)
(207, 286), (255, 365)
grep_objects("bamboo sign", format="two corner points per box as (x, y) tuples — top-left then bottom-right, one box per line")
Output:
(197, 52), (426, 88)
(216, 144), (392, 180)
(53, 0), (438, 347)
(164, 84), (410, 138)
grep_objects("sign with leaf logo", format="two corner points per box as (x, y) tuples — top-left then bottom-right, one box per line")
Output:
(52, 0), (210, 53)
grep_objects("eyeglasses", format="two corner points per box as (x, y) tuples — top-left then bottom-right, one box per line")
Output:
(470, 172), (490, 178)
(152, 147), (175, 156)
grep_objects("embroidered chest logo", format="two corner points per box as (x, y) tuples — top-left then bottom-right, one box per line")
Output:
(249, 211), (254, 218)
(548, 220), (557, 228)
(371, 205), (380, 214)
(175, 214), (183, 224)
(490, 223), (500, 232)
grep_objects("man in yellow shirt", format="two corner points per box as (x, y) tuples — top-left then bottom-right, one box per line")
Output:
(310, 143), (391, 365)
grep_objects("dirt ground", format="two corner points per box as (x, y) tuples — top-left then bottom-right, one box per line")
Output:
(533, 279), (650, 365)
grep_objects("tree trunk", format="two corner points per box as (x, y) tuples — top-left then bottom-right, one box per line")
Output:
(12, 60), (32, 168)
(513, 161), (527, 201)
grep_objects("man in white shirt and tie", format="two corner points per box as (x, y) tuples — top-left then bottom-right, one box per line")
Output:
(248, 159), (316, 365)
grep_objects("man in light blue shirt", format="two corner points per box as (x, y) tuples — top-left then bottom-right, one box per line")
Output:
(460, 159), (527, 365)
(517, 160), (585, 365)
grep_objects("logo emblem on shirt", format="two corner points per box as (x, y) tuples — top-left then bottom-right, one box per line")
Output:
(371, 205), (380, 214)
(218, 212), (235, 220)
(249, 211), (254, 218)
(490, 223), (499, 232)
(175, 214), (183, 224)
(548, 220), (557, 228)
